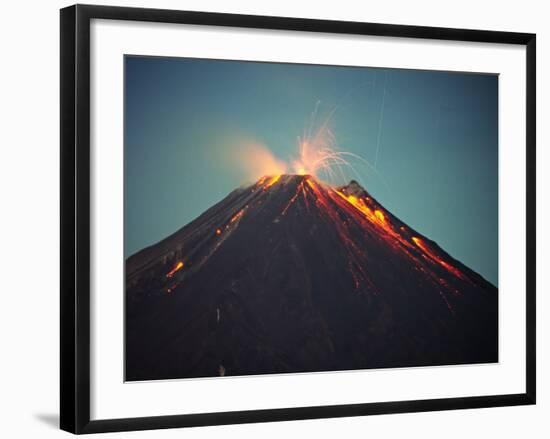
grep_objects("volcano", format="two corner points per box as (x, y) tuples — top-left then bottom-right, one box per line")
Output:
(125, 174), (497, 381)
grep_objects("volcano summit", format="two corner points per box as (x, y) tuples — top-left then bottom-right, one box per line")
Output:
(126, 174), (497, 381)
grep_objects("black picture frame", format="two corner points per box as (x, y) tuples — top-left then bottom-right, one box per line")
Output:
(60, 4), (536, 434)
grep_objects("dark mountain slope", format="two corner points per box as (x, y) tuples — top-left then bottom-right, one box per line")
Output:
(126, 174), (497, 381)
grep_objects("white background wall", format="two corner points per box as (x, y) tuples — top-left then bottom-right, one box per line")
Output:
(0, 0), (546, 437)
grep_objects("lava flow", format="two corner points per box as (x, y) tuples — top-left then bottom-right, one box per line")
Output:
(165, 261), (183, 278)
(126, 174), (498, 382)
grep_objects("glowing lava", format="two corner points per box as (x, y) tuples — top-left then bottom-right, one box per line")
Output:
(230, 209), (245, 223)
(281, 180), (305, 215)
(334, 190), (397, 239)
(374, 210), (385, 223)
(326, 180), (467, 290)
(263, 175), (281, 190)
(412, 237), (465, 280)
(166, 261), (184, 278)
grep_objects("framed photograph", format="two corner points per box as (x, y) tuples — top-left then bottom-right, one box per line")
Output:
(60, 4), (536, 434)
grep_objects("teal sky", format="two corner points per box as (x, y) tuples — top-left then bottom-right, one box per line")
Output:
(125, 56), (498, 286)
